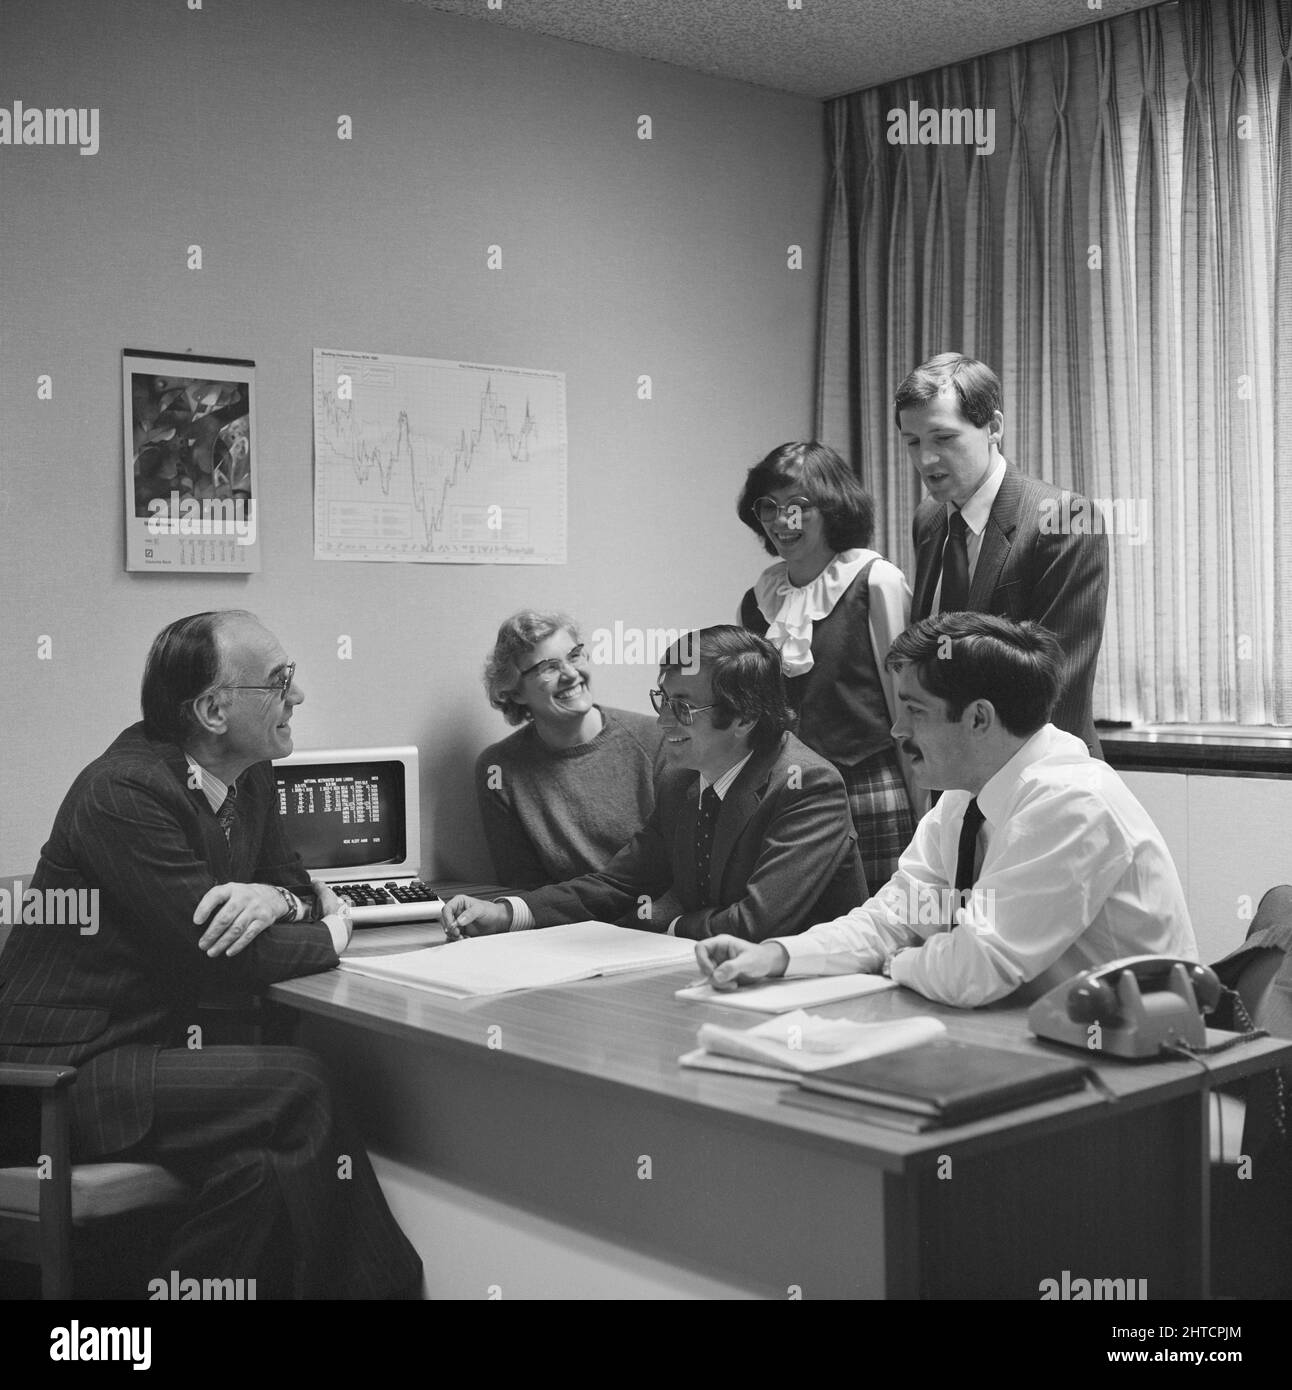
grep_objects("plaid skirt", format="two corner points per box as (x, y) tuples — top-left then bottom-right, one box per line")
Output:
(838, 744), (916, 895)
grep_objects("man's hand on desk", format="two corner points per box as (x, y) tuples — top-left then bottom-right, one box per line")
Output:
(442, 895), (511, 941)
(696, 936), (790, 991)
(195, 880), (353, 957)
(195, 882), (290, 957)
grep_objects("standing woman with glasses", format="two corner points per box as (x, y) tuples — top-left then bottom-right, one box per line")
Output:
(738, 442), (918, 889)
(476, 610), (665, 889)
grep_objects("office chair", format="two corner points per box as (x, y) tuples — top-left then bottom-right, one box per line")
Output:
(0, 934), (296, 1300)
(0, 1062), (190, 1299)
(1209, 885), (1292, 1299)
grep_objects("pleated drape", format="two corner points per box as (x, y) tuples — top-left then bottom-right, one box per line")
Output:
(884, 77), (925, 560)
(1040, 36), (1084, 494)
(1088, 25), (1139, 721)
(1222, 2), (1264, 721)
(921, 71), (956, 367)
(1002, 50), (1044, 474)
(816, 0), (1288, 725)
(961, 60), (998, 367)
(815, 99), (854, 454)
(1135, 7), (1187, 720)
(1273, 1), (1292, 720)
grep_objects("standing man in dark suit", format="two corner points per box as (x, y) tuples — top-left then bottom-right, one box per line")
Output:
(0, 610), (420, 1298)
(442, 627), (867, 942)
(899, 353), (1108, 753)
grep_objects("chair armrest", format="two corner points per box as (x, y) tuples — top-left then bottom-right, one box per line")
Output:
(0, 1063), (75, 1298)
(0, 1062), (78, 1090)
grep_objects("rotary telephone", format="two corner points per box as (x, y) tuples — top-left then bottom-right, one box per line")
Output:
(1028, 955), (1222, 1060)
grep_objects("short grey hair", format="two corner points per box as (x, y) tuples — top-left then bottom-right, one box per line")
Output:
(483, 610), (581, 725)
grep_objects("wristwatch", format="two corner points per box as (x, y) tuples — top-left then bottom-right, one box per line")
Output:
(273, 886), (304, 922)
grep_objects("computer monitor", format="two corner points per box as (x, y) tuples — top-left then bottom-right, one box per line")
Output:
(272, 745), (420, 884)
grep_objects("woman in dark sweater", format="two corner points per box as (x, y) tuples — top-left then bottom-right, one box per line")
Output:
(475, 610), (664, 889)
(738, 442), (917, 888)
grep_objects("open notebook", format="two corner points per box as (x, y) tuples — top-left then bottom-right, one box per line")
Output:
(338, 921), (694, 998)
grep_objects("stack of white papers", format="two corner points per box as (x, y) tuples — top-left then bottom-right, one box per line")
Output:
(680, 1009), (947, 1080)
(338, 920), (695, 998)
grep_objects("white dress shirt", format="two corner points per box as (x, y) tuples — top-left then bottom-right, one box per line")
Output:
(184, 753), (232, 815)
(777, 724), (1196, 1007)
(931, 454), (1007, 612)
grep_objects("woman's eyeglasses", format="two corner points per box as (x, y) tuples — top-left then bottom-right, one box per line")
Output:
(751, 496), (816, 527)
(520, 645), (588, 682)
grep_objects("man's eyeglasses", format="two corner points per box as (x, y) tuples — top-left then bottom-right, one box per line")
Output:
(222, 663), (297, 699)
(751, 495), (817, 527)
(649, 688), (717, 726)
(520, 645), (588, 682)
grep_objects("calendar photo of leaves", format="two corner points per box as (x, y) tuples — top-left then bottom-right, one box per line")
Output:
(130, 371), (251, 517)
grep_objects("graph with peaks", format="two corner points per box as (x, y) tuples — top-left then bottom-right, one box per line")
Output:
(312, 348), (567, 564)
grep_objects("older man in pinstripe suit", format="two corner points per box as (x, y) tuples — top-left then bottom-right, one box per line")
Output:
(0, 611), (420, 1298)
(898, 353), (1109, 756)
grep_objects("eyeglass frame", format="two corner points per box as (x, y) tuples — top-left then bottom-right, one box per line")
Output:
(519, 643), (589, 682)
(649, 688), (718, 726)
(220, 662), (297, 699)
(749, 494), (818, 527)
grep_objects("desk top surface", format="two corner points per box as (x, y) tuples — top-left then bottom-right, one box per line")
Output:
(271, 908), (1292, 1173)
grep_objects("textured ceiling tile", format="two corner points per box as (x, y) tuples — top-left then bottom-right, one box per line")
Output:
(401, 0), (1162, 98)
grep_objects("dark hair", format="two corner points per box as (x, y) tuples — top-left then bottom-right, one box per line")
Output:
(737, 441), (874, 556)
(483, 610), (580, 726)
(893, 353), (1002, 430)
(140, 610), (255, 742)
(659, 626), (795, 751)
(884, 613), (1061, 737)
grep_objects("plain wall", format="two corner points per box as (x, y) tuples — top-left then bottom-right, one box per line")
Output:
(0, 0), (825, 878)
(1120, 771), (1292, 964)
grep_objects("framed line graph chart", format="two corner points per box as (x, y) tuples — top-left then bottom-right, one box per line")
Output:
(312, 347), (567, 564)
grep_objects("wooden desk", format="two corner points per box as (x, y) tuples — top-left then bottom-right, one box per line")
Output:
(271, 928), (1291, 1300)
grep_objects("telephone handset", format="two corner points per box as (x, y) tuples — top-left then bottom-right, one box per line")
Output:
(1028, 955), (1222, 1059)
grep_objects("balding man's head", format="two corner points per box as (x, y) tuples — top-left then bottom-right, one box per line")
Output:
(140, 610), (258, 743)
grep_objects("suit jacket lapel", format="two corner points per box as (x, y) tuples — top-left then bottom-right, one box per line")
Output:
(970, 466), (1021, 609)
(912, 508), (947, 622)
(159, 737), (233, 878)
(708, 741), (781, 900)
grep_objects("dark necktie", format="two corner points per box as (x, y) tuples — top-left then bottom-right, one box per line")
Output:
(940, 508), (970, 612)
(694, 784), (721, 906)
(216, 786), (238, 844)
(954, 797), (985, 913)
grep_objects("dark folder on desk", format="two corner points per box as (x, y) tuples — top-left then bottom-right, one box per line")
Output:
(794, 1039), (1088, 1127)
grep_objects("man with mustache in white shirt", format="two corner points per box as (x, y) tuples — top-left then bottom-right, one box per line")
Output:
(697, 612), (1195, 1008)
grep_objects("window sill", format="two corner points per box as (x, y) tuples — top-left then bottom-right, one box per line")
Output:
(1097, 724), (1292, 777)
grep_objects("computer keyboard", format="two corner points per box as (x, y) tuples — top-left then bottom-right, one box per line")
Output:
(332, 879), (444, 927)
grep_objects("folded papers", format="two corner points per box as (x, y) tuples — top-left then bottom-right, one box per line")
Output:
(680, 1009), (947, 1079)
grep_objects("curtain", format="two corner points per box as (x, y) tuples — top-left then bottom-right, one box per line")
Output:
(817, 0), (1290, 725)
